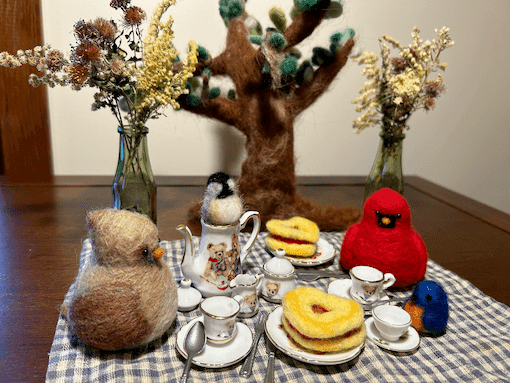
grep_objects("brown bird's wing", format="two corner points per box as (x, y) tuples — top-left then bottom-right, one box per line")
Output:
(68, 281), (151, 350)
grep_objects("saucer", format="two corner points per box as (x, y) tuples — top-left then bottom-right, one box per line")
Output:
(268, 238), (336, 267)
(327, 279), (390, 310)
(328, 279), (390, 303)
(349, 287), (389, 305)
(175, 317), (253, 368)
(365, 317), (420, 352)
(265, 306), (364, 365)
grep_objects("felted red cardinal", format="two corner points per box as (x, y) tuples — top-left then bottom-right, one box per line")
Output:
(340, 188), (427, 288)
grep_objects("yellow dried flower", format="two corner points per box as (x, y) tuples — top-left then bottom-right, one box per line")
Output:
(389, 70), (421, 97)
(135, 0), (197, 115)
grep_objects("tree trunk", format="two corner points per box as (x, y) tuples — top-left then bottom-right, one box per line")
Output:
(183, 9), (361, 233)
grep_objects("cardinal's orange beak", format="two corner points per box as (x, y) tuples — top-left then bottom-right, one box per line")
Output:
(154, 247), (165, 258)
(381, 217), (391, 226)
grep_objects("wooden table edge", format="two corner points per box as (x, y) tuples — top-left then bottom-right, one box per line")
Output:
(2, 174), (509, 233)
(405, 176), (510, 234)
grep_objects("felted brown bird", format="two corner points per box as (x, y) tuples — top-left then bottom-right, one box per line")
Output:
(64, 208), (178, 350)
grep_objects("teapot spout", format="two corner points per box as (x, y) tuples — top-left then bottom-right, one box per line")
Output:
(176, 224), (194, 278)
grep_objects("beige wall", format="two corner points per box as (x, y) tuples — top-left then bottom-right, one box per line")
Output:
(42, 0), (510, 215)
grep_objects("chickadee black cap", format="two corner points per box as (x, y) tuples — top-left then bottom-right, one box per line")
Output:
(207, 171), (234, 199)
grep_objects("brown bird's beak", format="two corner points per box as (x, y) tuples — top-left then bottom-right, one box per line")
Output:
(154, 247), (165, 258)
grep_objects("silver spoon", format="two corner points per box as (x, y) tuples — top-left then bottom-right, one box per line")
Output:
(180, 321), (206, 383)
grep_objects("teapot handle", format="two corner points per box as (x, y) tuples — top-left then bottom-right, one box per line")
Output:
(238, 211), (261, 263)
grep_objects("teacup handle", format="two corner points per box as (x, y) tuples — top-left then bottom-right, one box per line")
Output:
(382, 273), (396, 290)
(238, 211), (261, 263)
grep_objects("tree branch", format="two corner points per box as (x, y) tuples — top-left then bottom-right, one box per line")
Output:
(209, 18), (263, 93)
(284, 0), (330, 49)
(178, 95), (241, 127)
(289, 38), (355, 116)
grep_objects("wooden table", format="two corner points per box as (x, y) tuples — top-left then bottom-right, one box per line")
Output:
(1, 175), (509, 382)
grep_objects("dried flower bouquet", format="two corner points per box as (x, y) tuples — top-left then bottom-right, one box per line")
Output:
(352, 26), (455, 136)
(1, 0), (198, 130)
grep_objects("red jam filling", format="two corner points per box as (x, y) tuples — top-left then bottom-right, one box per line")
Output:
(271, 234), (312, 245)
(312, 304), (329, 314)
(284, 316), (360, 341)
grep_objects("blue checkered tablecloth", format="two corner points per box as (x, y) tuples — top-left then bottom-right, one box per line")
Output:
(46, 232), (510, 382)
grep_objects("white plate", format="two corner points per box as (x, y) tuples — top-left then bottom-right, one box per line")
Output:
(365, 317), (420, 352)
(264, 306), (364, 366)
(268, 238), (336, 266)
(328, 279), (390, 309)
(175, 317), (253, 368)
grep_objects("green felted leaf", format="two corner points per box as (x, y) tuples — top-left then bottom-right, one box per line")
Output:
(324, 0), (343, 19)
(296, 60), (313, 85)
(269, 33), (287, 50)
(186, 93), (201, 107)
(269, 6), (287, 33)
(330, 32), (343, 45)
(312, 47), (334, 66)
(249, 35), (265, 45)
(280, 56), (298, 76)
(219, 0), (244, 24)
(197, 46), (209, 61)
(188, 77), (201, 90)
(294, 0), (320, 11)
(208, 88), (221, 99)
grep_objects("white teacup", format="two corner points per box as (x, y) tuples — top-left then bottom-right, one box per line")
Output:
(349, 266), (396, 303)
(372, 305), (412, 341)
(199, 295), (244, 344)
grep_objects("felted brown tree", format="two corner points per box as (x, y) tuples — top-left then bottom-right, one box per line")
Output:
(178, 0), (361, 232)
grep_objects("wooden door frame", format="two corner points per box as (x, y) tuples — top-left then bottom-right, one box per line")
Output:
(0, 0), (53, 183)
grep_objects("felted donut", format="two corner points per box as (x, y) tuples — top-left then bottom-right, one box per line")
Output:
(282, 286), (365, 353)
(265, 216), (320, 257)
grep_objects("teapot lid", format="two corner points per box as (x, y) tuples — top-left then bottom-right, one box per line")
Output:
(265, 249), (294, 275)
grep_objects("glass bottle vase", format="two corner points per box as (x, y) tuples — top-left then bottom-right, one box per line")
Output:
(112, 126), (157, 223)
(364, 132), (405, 202)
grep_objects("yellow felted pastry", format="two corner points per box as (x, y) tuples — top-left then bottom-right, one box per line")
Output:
(282, 286), (365, 353)
(265, 217), (320, 257)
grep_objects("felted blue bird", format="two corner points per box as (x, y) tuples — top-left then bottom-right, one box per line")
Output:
(403, 280), (449, 336)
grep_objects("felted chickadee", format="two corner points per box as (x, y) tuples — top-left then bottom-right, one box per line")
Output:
(201, 172), (244, 225)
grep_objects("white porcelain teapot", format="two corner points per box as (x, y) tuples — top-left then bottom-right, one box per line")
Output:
(176, 211), (260, 297)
